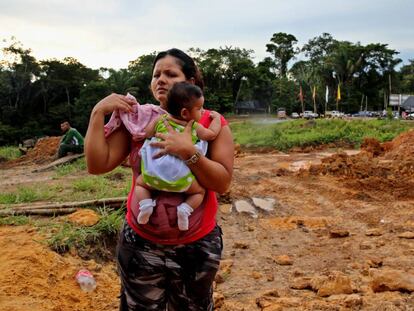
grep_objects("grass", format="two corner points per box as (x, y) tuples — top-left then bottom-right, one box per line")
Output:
(0, 164), (131, 204)
(230, 119), (414, 151)
(46, 207), (125, 253)
(54, 158), (87, 177)
(0, 146), (21, 160)
(0, 186), (55, 204)
(0, 215), (32, 226)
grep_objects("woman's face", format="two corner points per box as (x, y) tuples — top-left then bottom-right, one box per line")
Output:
(151, 55), (188, 107)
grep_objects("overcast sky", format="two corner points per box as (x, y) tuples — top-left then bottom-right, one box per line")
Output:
(1, 0), (413, 69)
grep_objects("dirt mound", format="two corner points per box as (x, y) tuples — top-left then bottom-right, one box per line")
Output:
(2, 136), (60, 168)
(0, 226), (119, 311)
(305, 130), (414, 199)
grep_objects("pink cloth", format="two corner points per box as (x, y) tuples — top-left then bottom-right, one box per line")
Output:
(104, 93), (166, 141)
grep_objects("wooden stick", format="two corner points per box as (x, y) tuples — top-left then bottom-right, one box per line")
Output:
(0, 208), (79, 216)
(0, 197), (127, 211)
(32, 153), (84, 173)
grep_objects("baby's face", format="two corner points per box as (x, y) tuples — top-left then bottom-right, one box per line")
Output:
(187, 96), (204, 121)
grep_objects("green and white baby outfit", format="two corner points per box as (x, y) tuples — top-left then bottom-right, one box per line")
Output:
(140, 115), (208, 192)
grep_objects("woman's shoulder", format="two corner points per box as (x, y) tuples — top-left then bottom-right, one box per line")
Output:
(200, 109), (228, 127)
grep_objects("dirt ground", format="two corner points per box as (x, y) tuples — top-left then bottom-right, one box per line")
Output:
(0, 130), (413, 310)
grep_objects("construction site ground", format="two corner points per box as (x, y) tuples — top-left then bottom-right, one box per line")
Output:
(0, 129), (413, 311)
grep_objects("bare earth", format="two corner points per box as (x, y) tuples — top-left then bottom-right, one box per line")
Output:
(0, 130), (413, 311)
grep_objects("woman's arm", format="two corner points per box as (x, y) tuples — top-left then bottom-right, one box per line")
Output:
(151, 121), (234, 193)
(85, 93), (134, 174)
(189, 125), (234, 193)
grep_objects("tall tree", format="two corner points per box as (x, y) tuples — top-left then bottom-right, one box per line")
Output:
(266, 32), (298, 77)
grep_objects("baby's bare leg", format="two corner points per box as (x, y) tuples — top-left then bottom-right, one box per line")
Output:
(184, 179), (206, 210)
(135, 175), (156, 224)
(135, 175), (152, 200)
(177, 179), (205, 231)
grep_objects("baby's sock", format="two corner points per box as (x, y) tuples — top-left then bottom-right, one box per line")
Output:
(177, 202), (193, 231)
(137, 199), (156, 224)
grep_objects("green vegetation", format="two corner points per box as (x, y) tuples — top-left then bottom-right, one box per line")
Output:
(231, 119), (413, 151)
(1, 35), (413, 145)
(0, 146), (21, 160)
(54, 158), (87, 176)
(46, 207), (124, 253)
(0, 215), (31, 226)
(1, 165), (131, 204)
(0, 186), (55, 204)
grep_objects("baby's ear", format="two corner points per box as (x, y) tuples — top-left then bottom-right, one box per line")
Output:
(181, 108), (190, 119)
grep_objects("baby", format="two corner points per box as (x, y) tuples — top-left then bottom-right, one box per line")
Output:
(135, 82), (222, 230)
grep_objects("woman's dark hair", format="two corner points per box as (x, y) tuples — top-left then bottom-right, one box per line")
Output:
(152, 48), (204, 90)
(166, 82), (203, 118)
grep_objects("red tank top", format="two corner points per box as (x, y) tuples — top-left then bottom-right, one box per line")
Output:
(126, 110), (228, 244)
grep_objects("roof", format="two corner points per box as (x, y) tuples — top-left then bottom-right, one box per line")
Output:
(402, 96), (414, 111)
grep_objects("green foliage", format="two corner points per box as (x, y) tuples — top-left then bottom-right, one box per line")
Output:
(0, 186), (54, 204)
(0, 215), (31, 226)
(0, 36), (412, 145)
(231, 119), (413, 151)
(54, 158), (87, 177)
(0, 145), (21, 160)
(47, 207), (124, 253)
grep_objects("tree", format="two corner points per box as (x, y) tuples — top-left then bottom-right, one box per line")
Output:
(266, 32), (298, 77)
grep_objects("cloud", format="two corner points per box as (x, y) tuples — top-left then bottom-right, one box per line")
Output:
(0, 0), (413, 68)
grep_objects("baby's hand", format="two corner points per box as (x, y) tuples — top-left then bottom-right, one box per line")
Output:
(209, 111), (220, 119)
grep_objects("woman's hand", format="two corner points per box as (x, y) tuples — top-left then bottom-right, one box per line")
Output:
(150, 120), (196, 160)
(92, 93), (135, 116)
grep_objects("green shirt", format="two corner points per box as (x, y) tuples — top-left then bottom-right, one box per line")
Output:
(61, 128), (84, 146)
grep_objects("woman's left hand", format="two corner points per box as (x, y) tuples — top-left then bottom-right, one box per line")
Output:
(150, 120), (196, 160)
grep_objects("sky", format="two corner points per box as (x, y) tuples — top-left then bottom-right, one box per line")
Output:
(1, 0), (413, 69)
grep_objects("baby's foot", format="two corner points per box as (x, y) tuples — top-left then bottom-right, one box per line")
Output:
(137, 199), (156, 224)
(177, 203), (193, 231)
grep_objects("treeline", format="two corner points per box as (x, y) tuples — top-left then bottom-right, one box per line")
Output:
(0, 33), (413, 144)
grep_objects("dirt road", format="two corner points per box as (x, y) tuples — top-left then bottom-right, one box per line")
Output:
(0, 130), (413, 310)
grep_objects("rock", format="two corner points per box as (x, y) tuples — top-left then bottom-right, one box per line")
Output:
(370, 269), (414, 293)
(234, 200), (258, 218)
(273, 255), (293, 265)
(266, 272), (274, 281)
(329, 228), (350, 238)
(252, 197), (276, 212)
(255, 290), (280, 310)
(365, 228), (383, 236)
(220, 301), (246, 311)
(219, 204), (232, 214)
(213, 292), (225, 308)
(315, 272), (354, 297)
(359, 242), (373, 250)
(398, 231), (414, 239)
(252, 271), (262, 279)
(344, 294), (363, 308)
(233, 241), (249, 249)
(67, 209), (100, 226)
(290, 277), (313, 290)
(366, 257), (383, 268)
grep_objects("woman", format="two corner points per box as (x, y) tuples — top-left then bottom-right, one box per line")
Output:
(85, 48), (234, 311)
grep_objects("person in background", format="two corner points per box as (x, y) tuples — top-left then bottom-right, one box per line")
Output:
(58, 121), (84, 158)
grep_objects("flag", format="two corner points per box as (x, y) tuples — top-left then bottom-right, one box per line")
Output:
(312, 86), (316, 101)
(325, 85), (329, 103)
(337, 84), (341, 101)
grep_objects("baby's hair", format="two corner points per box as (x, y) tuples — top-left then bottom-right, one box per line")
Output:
(166, 82), (203, 118)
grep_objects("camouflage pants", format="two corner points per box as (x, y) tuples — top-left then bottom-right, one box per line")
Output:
(117, 222), (223, 311)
